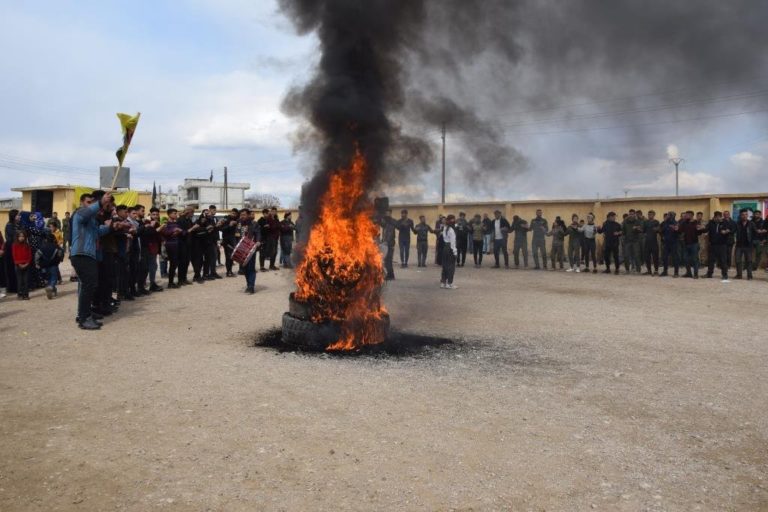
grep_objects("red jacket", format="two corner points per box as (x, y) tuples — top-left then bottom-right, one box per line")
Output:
(12, 243), (32, 266)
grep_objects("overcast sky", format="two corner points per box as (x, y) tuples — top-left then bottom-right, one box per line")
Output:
(1, 0), (766, 206)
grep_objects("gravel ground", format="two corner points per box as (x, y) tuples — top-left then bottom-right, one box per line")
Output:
(0, 260), (767, 511)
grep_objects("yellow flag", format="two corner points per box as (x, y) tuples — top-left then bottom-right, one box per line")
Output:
(116, 112), (141, 167)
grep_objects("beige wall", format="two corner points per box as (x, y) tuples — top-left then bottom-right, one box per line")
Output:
(278, 192), (768, 252)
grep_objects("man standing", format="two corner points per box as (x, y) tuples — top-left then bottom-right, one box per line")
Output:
(160, 208), (184, 288)
(204, 205), (222, 279)
(751, 210), (767, 271)
(279, 212), (295, 269)
(396, 209), (414, 268)
(412, 215), (432, 267)
(599, 212), (622, 274)
(722, 210), (737, 270)
(704, 211), (730, 282)
(621, 209), (643, 274)
(481, 213), (492, 255)
(530, 209), (548, 270)
(642, 210), (661, 275)
(61, 211), (71, 254)
(176, 206), (194, 285)
(454, 212), (469, 267)
(144, 207), (164, 291)
(734, 208), (757, 280)
(491, 210), (510, 269)
(677, 210), (707, 279)
(582, 213), (598, 273)
(470, 214), (485, 267)
(266, 207), (281, 271)
(381, 209), (396, 280)
(70, 191), (112, 330)
(660, 212), (680, 277)
(219, 208), (240, 277)
(511, 215), (529, 268)
(47, 211), (61, 231)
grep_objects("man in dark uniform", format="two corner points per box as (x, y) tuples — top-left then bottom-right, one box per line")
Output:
(751, 210), (767, 271)
(735, 208), (757, 280)
(176, 206), (194, 285)
(660, 211), (680, 277)
(395, 209), (414, 268)
(454, 212), (469, 267)
(704, 211), (730, 281)
(219, 208), (240, 277)
(412, 215), (432, 267)
(722, 210), (737, 270)
(530, 209), (548, 270)
(642, 210), (661, 275)
(381, 209), (396, 280)
(599, 211), (622, 274)
(677, 210), (707, 278)
(511, 215), (529, 268)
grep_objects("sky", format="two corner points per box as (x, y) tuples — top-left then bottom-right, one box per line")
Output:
(1, 0), (767, 206)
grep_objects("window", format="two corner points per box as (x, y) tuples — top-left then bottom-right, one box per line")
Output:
(186, 188), (199, 201)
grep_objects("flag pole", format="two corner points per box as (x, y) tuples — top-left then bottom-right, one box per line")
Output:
(111, 111), (141, 191)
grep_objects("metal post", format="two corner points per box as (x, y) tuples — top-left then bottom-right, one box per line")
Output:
(441, 122), (446, 204)
(224, 166), (228, 210)
(669, 157), (684, 196)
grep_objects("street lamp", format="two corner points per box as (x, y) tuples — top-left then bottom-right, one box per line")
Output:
(669, 157), (684, 196)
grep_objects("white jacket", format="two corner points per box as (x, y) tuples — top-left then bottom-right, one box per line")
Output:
(443, 225), (458, 255)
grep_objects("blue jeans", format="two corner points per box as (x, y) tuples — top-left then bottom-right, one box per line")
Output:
(244, 254), (257, 288)
(45, 265), (58, 289)
(684, 243), (700, 274)
(483, 234), (492, 253)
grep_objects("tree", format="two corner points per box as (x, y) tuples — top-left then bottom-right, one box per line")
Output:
(245, 193), (281, 210)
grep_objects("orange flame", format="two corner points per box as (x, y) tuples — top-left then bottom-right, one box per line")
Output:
(294, 149), (387, 351)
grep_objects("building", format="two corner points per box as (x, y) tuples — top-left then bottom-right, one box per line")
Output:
(177, 179), (250, 210)
(10, 185), (153, 218)
(0, 197), (22, 210)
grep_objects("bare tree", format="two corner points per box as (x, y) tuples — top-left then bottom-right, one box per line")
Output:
(245, 193), (282, 210)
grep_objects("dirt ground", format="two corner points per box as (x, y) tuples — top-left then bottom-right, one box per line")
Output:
(0, 258), (767, 512)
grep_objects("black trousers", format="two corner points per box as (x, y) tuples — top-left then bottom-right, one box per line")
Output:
(223, 238), (236, 273)
(735, 246), (753, 278)
(166, 245), (179, 284)
(513, 240), (527, 267)
(435, 239), (444, 265)
(128, 250), (140, 293)
(644, 241), (660, 272)
(493, 238), (509, 267)
(441, 247), (456, 284)
(260, 238), (277, 269)
(191, 237), (205, 278)
(204, 241), (217, 276)
(15, 266), (29, 296)
(116, 255), (129, 296)
(583, 239), (597, 269)
(604, 243), (620, 270)
(178, 239), (190, 282)
(137, 249), (150, 290)
(473, 241), (484, 265)
(726, 243), (734, 268)
(707, 244), (728, 279)
(662, 243), (679, 274)
(71, 255), (98, 322)
(456, 237), (468, 267)
(416, 240), (428, 267)
(97, 253), (115, 307)
(384, 243), (395, 279)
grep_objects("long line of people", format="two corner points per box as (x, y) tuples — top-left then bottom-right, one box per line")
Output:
(1, 194), (297, 330)
(380, 207), (768, 286)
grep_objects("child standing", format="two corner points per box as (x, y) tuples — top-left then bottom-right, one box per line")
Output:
(35, 233), (64, 299)
(12, 231), (32, 300)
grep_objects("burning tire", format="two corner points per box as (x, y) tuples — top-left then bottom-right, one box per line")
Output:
(281, 312), (341, 351)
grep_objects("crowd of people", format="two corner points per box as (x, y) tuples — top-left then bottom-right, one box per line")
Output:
(2, 197), (766, 327)
(380, 207), (768, 288)
(0, 193), (297, 330)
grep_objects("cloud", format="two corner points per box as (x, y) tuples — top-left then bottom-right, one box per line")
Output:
(629, 170), (724, 195)
(730, 151), (764, 173)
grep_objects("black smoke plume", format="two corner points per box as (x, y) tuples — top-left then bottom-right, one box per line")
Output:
(279, 0), (768, 224)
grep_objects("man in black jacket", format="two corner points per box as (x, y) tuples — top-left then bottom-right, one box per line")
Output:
(511, 215), (529, 268)
(734, 208), (757, 280)
(491, 210), (510, 268)
(722, 210), (737, 269)
(219, 208), (240, 277)
(599, 212), (622, 274)
(455, 212), (469, 267)
(704, 211), (731, 281)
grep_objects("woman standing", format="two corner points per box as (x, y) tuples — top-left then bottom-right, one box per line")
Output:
(440, 215), (458, 289)
(4, 210), (20, 294)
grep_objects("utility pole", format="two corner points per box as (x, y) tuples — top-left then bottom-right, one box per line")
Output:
(223, 166), (228, 210)
(441, 122), (446, 204)
(669, 157), (684, 197)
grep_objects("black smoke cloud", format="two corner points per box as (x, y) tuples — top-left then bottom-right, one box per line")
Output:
(279, 0), (768, 220)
